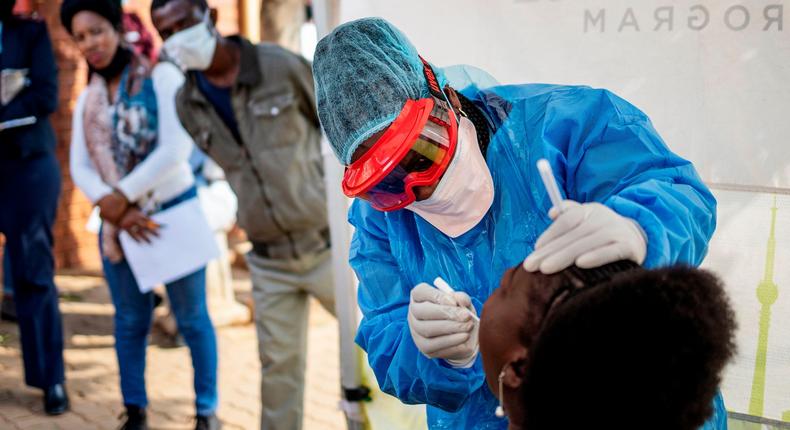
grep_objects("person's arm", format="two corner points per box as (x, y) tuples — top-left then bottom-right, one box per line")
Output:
(549, 88), (716, 267)
(69, 92), (114, 203)
(350, 201), (485, 412)
(287, 53), (320, 128)
(0, 21), (58, 121)
(116, 62), (194, 202)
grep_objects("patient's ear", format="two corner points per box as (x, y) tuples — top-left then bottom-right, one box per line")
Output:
(503, 347), (529, 389)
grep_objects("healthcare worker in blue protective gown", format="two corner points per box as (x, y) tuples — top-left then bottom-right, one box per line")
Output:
(312, 18), (725, 430)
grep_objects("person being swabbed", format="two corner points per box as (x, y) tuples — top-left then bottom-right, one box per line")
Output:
(312, 17), (722, 429)
(478, 260), (736, 430)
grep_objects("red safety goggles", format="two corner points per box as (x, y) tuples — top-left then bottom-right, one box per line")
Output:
(342, 58), (460, 211)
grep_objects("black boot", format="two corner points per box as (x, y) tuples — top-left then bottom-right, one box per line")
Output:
(195, 413), (221, 430)
(44, 383), (69, 415)
(119, 405), (148, 430)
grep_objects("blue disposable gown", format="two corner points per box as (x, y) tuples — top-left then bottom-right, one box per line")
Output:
(349, 83), (723, 429)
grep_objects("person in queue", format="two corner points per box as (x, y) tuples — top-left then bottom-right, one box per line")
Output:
(61, 1), (219, 428)
(0, 0), (67, 415)
(150, 1), (333, 429)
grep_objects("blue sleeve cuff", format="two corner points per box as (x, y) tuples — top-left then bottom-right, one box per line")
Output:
(604, 195), (670, 268)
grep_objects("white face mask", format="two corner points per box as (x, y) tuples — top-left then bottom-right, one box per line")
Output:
(407, 116), (495, 238)
(163, 12), (217, 71)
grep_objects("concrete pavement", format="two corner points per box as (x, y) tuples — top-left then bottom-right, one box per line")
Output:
(0, 272), (346, 430)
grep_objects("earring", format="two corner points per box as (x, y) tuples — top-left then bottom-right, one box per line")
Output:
(495, 367), (506, 418)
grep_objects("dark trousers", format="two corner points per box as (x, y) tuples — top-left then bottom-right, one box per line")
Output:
(0, 151), (64, 389)
(3, 251), (12, 295)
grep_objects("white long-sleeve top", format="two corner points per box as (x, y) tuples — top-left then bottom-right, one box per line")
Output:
(70, 61), (194, 207)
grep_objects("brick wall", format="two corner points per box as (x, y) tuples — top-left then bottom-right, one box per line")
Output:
(30, 0), (241, 270)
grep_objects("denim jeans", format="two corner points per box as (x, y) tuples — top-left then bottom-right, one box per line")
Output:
(101, 188), (218, 415)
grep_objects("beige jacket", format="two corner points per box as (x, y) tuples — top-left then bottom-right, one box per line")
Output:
(176, 37), (328, 261)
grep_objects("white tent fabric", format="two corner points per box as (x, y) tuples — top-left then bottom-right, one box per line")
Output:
(704, 191), (790, 429)
(339, 0), (790, 191)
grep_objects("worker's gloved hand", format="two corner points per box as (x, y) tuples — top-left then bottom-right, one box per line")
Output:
(523, 201), (647, 274)
(408, 283), (479, 368)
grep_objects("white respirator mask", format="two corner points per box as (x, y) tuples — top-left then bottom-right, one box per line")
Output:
(163, 11), (217, 71)
(407, 116), (495, 238)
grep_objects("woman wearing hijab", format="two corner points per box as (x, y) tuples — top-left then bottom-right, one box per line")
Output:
(61, 1), (219, 429)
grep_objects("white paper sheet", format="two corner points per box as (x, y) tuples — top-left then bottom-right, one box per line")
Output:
(119, 197), (219, 293)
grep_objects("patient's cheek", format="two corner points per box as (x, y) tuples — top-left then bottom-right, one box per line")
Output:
(479, 305), (501, 392)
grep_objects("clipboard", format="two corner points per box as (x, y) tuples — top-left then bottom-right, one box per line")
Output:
(119, 197), (220, 292)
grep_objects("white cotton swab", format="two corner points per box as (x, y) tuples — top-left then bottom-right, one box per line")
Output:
(433, 277), (456, 295)
(536, 159), (565, 213)
(433, 277), (480, 322)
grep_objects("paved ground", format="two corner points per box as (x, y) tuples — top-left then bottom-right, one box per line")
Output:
(0, 272), (346, 430)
